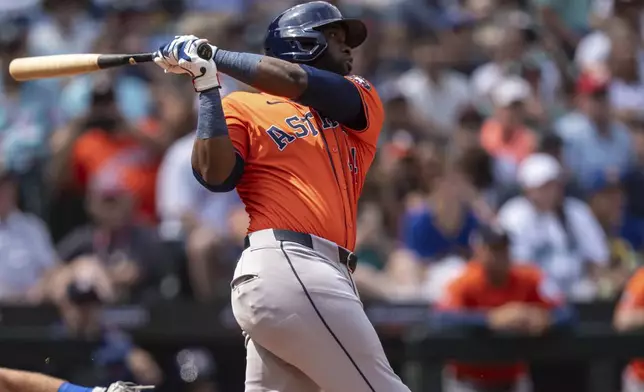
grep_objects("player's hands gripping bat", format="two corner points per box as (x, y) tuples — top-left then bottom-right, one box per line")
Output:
(154, 35), (220, 92)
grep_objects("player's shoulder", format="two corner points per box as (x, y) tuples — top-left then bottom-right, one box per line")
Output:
(345, 74), (382, 101)
(345, 74), (375, 91)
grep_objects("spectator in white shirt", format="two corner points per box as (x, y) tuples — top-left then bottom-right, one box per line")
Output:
(497, 153), (610, 301)
(0, 169), (58, 303)
(396, 32), (471, 136)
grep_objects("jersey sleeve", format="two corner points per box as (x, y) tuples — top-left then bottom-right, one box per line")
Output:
(618, 268), (644, 312)
(344, 75), (384, 147)
(222, 95), (252, 161)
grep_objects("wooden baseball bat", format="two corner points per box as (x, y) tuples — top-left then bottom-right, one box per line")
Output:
(9, 43), (213, 81)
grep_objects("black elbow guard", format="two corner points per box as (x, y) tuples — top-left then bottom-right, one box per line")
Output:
(192, 153), (245, 193)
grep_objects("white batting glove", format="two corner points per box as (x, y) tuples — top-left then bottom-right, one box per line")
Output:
(154, 35), (220, 92)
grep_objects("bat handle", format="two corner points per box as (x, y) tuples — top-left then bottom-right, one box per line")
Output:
(196, 43), (213, 61)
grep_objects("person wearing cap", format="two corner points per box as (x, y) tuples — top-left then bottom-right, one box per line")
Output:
(554, 71), (634, 190)
(587, 169), (644, 296)
(497, 153), (610, 300)
(435, 224), (574, 392)
(480, 76), (538, 185)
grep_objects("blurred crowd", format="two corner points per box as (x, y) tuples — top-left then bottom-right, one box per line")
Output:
(1, 0), (644, 326)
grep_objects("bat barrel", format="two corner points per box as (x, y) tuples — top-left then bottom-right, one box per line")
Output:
(9, 54), (101, 81)
(8, 52), (155, 81)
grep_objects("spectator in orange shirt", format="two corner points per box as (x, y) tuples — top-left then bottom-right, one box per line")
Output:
(50, 76), (164, 228)
(614, 267), (644, 392)
(435, 225), (575, 392)
(480, 77), (538, 186)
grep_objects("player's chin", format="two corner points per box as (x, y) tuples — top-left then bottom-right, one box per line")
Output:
(342, 61), (353, 76)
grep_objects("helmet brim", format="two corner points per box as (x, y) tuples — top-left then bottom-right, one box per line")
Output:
(313, 18), (368, 48)
(342, 19), (368, 48)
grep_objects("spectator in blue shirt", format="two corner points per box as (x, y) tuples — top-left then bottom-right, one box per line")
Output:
(555, 72), (635, 190)
(0, 17), (61, 217)
(401, 167), (479, 263)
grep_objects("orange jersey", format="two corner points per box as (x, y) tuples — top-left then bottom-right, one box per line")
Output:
(72, 127), (160, 224)
(617, 268), (644, 381)
(223, 75), (383, 250)
(438, 261), (562, 384)
(480, 119), (536, 164)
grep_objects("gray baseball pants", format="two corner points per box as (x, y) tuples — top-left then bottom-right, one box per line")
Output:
(230, 229), (410, 392)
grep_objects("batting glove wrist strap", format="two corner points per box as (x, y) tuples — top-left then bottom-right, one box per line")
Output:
(154, 36), (221, 92)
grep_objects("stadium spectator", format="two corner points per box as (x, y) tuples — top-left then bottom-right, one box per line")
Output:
(0, 165), (59, 304)
(623, 115), (644, 218)
(394, 163), (480, 301)
(453, 146), (502, 221)
(435, 224), (574, 392)
(480, 76), (538, 185)
(379, 83), (431, 146)
(396, 33), (471, 136)
(401, 164), (479, 264)
(537, 132), (585, 200)
(497, 153), (610, 301)
(605, 19), (644, 122)
(50, 77), (163, 226)
(27, 0), (98, 57)
(532, 0), (592, 54)
(0, 17), (61, 218)
(555, 71), (634, 190)
(449, 107), (485, 157)
(586, 170), (644, 297)
(56, 173), (171, 303)
(470, 18), (559, 120)
(54, 277), (162, 386)
(353, 202), (402, 301)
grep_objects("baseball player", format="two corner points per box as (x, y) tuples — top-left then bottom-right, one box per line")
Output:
(153, 1), (411, 391)
(0, 367), (151, 392)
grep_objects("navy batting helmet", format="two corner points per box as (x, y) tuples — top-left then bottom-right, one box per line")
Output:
(264, 1), (368, 63)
